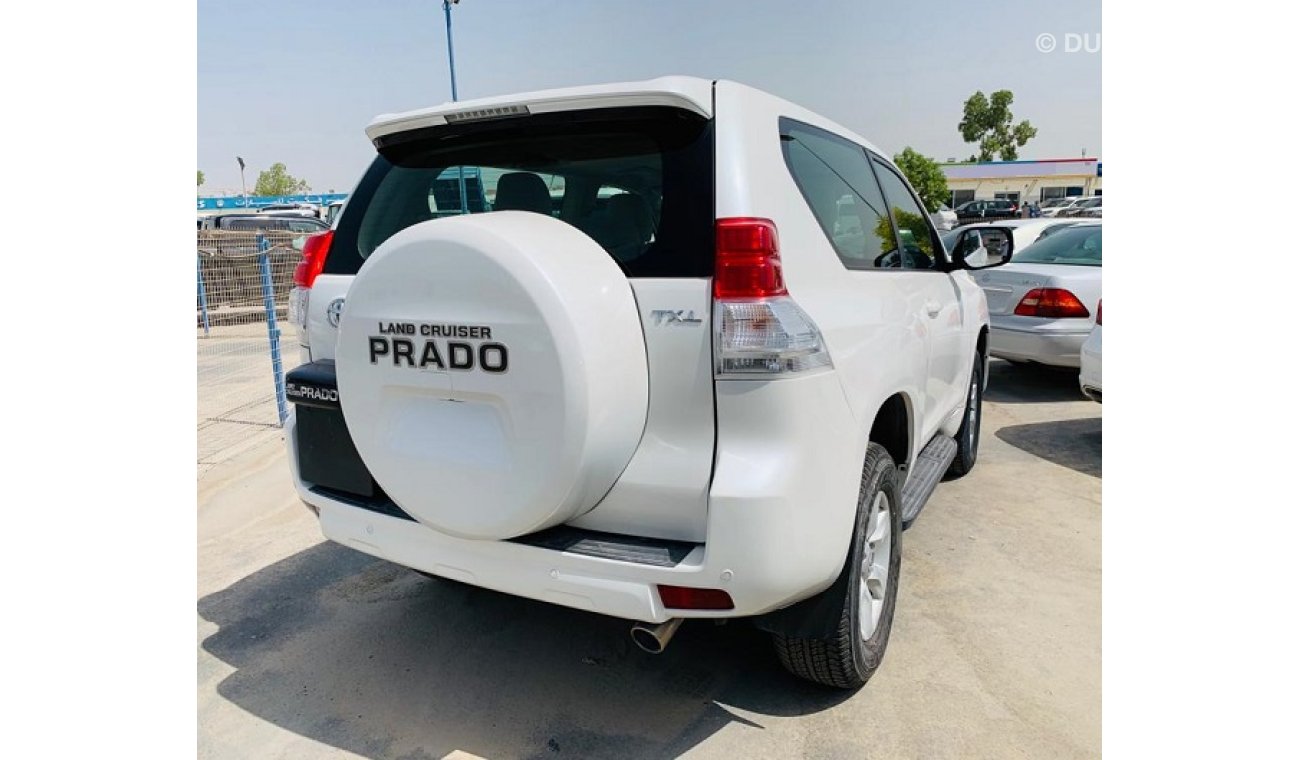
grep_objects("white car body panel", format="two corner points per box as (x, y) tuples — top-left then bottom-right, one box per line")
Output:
(567, 279), (715, 541)
(289, 76), (990, 622)
(1080, 320), (1102, 401)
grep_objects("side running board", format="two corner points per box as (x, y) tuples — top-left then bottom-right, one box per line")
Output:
(900, 435), (958, 529)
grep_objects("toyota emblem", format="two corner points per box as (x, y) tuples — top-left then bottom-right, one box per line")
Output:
(326, 298), (345, 328)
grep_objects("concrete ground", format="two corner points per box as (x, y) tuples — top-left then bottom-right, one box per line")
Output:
(197, 322), (286, 474)
(198, 359), (1101, 759)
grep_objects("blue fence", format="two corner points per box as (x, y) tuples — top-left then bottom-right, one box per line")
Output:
(197, 230), (300, 471)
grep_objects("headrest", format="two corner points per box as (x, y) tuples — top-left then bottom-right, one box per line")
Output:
(493, 172), (552, 215)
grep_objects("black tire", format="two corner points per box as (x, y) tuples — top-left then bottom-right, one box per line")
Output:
(772, 443), (903, 689)
(947, 353), (984, 477)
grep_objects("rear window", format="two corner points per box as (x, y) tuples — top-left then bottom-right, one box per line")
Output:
(1012, 225), (1102, 266)
(325, 106), (714, 278)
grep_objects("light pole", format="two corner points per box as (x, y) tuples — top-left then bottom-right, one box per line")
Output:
(237, 156), (249, 209)
(443, 0), (469, 214)
(443, 0), (460, 101)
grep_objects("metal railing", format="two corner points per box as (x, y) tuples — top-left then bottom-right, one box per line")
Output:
(197, 230), (302, 472)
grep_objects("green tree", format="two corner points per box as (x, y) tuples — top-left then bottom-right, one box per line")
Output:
(197, 170), (205, 188)
(253, 162), (310, 196)
(874, 209), (934, 256)
(892, 148), (949, 212)
(959, 90), (1038, 161)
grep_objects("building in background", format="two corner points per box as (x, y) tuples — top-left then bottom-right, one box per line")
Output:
(940, 158), (1102, 207)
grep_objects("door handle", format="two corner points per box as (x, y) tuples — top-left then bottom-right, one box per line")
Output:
(925, 300), (941, 318)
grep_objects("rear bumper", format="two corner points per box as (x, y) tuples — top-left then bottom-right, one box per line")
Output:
(287, 369), (863, 624)
(989, 317), (1090, 368)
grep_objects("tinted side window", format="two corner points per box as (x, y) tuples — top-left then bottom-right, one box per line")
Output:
(872, 160), (942, 271)
(779, 119), (895, 270)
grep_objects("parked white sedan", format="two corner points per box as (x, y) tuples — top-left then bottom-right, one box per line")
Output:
(974, 223), (1102, 368)
(1079, 301), (1102, 401)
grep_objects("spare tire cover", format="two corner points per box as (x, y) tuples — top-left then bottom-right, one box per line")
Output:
(336, 212), (649, 540)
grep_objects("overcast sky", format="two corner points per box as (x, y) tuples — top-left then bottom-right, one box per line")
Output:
(198, 0), (1100, 196)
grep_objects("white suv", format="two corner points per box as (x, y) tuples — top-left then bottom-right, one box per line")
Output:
(283, 77), (1003, 689)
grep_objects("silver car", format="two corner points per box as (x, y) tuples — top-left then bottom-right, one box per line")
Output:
(974, 224), (1102, 368)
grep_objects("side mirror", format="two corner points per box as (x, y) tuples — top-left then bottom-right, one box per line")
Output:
(954, 228), (1013, 270)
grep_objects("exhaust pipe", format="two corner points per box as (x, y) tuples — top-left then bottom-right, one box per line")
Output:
(630, 618), (683, 654)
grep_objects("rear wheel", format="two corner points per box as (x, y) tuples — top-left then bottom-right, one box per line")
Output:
(772, 443), (902, 689)
(947, 353), (983, 477)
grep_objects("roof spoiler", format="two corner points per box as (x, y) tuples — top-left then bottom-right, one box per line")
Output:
(365, 76), (714, 144)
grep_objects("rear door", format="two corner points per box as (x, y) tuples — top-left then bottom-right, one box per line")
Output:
(302, 106), (718, 541)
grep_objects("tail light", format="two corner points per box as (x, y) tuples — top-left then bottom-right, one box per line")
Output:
(714, 218), (786, 298)
(657, 584), (735, 611)
(288, 231), (334, 348)
(1096, 300), (1102, 326)
(712, 218), (831, 377)
(1013, 288), (1091, 319)
(293, 231), (334, 288)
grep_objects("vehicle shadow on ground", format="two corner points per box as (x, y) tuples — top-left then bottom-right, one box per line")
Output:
(996, 416), (1102, 478)
(984, 360), (1086, 404)
(199, 542), (854, 759)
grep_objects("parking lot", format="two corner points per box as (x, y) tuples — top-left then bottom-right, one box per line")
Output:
(198, 360), (1099, 759)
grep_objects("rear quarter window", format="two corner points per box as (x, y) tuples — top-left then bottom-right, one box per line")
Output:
(778, 118), (897, 270)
